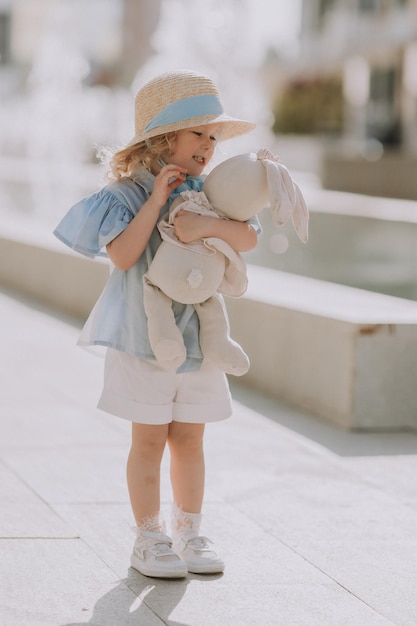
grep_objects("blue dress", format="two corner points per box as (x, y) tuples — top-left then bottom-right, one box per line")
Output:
(54, 169), (205, 372)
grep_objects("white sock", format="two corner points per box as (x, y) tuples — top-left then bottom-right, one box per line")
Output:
(171, 503), (202, 542)
(134, 513), (166, 541)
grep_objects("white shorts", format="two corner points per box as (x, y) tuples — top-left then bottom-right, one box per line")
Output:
(98, 348), (233, 425)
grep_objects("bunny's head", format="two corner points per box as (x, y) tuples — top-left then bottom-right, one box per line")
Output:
(202, 148), (309, 243)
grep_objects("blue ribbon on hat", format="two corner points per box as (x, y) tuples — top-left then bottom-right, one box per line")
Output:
(144, 94), (224, 133)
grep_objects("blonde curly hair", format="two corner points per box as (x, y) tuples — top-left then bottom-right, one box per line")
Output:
(103, 132), (177, 182)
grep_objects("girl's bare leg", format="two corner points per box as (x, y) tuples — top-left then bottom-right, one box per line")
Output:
(127, 422), (169, 527)
(128, 422), (189, 579)
(167, 422), (205, 513)
(168, 421), (224, 573)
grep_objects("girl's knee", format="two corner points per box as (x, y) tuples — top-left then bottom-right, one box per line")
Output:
(168, 423), (205, 456)
(130, 422), (169, 458)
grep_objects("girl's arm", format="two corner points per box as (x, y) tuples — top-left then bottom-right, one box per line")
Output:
(106, 164), (187, 270)
(173, 211), (258, 252)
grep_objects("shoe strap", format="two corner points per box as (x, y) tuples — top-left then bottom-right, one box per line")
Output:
(140, 530), (172, 544)
(186, 535), (213, 550)
(137, 531), (180, 558)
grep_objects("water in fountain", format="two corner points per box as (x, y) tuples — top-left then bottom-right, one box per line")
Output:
(0, 0), (291, 234)
(1, 0), (132, 230)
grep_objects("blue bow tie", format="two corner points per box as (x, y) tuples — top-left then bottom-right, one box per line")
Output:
(170, 175), (204, 200)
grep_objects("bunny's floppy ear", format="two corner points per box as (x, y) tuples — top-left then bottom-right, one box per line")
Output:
(257, 149), (309, 243)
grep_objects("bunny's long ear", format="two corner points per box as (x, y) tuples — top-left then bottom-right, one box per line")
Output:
(258, 149), (309, 243)
(291, 184), (309, 244)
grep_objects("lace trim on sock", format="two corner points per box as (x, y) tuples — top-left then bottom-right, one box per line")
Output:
(172, 503), (202, 535)
(133, 513), (165, 535)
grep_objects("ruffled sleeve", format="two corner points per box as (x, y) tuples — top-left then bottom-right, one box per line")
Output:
(53, 186), (136, 258)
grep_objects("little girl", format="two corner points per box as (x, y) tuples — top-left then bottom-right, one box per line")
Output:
(54, 69), (257, 579)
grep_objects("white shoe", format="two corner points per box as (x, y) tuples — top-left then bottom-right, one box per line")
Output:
(131, 530), (187, 579)
(174, 534), (225, 574)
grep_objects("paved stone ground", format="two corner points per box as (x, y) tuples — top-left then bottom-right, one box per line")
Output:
(2, 288), (417, 626)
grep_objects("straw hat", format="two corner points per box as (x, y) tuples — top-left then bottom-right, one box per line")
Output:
(127, 69), (255, 146)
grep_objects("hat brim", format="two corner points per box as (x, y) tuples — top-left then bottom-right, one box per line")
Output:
(126, 113), (255, 147)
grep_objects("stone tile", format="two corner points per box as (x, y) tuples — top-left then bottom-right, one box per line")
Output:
(232, 462), (417, 626)
(0, 291), (103, 416)
(204, 405), (330, 503)
(53, 501), (328, 585)
(205, 399), (328, 465)
(53, 504), (394, 626)
(230, 379), (417, 457)
(129, 578), (394, 626)
(0, 289), (415, 626)
(342, 455), (417, 510)
(0, 405), (131, 449)
(3, 445), (174, 506)
(299, 537), (417, 626)
(203, 405), (417, 625)
(1, 539), (165, 626)
(0, 462), (74, 538)
(53, 503), (134, 577)
(3, 446), (130, 504)
(188, 501), (330, 585)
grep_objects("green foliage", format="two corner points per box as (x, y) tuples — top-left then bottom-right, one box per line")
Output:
(272, 77), (344, 135)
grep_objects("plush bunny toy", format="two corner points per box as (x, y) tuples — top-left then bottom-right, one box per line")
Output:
(143, 148), (309, 375)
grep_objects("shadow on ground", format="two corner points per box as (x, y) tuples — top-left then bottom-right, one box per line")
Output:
(230, 380), (417, 457)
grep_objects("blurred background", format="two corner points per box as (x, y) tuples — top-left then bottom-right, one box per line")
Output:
(1, 0), (417, 299)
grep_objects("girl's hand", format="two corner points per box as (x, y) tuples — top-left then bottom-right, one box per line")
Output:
(174, 210), (258, 251)
(107, 164), (187, 271)
(173, 210), (211, 243)
(151, 164), (188, 208)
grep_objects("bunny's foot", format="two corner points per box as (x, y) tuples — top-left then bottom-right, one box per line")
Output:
(202, 340), (250, 377)
(195, 295), (250, 377)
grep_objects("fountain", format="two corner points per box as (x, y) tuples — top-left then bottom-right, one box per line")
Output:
(0, 0), (279, 232)
(3, 0), (416, 302)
